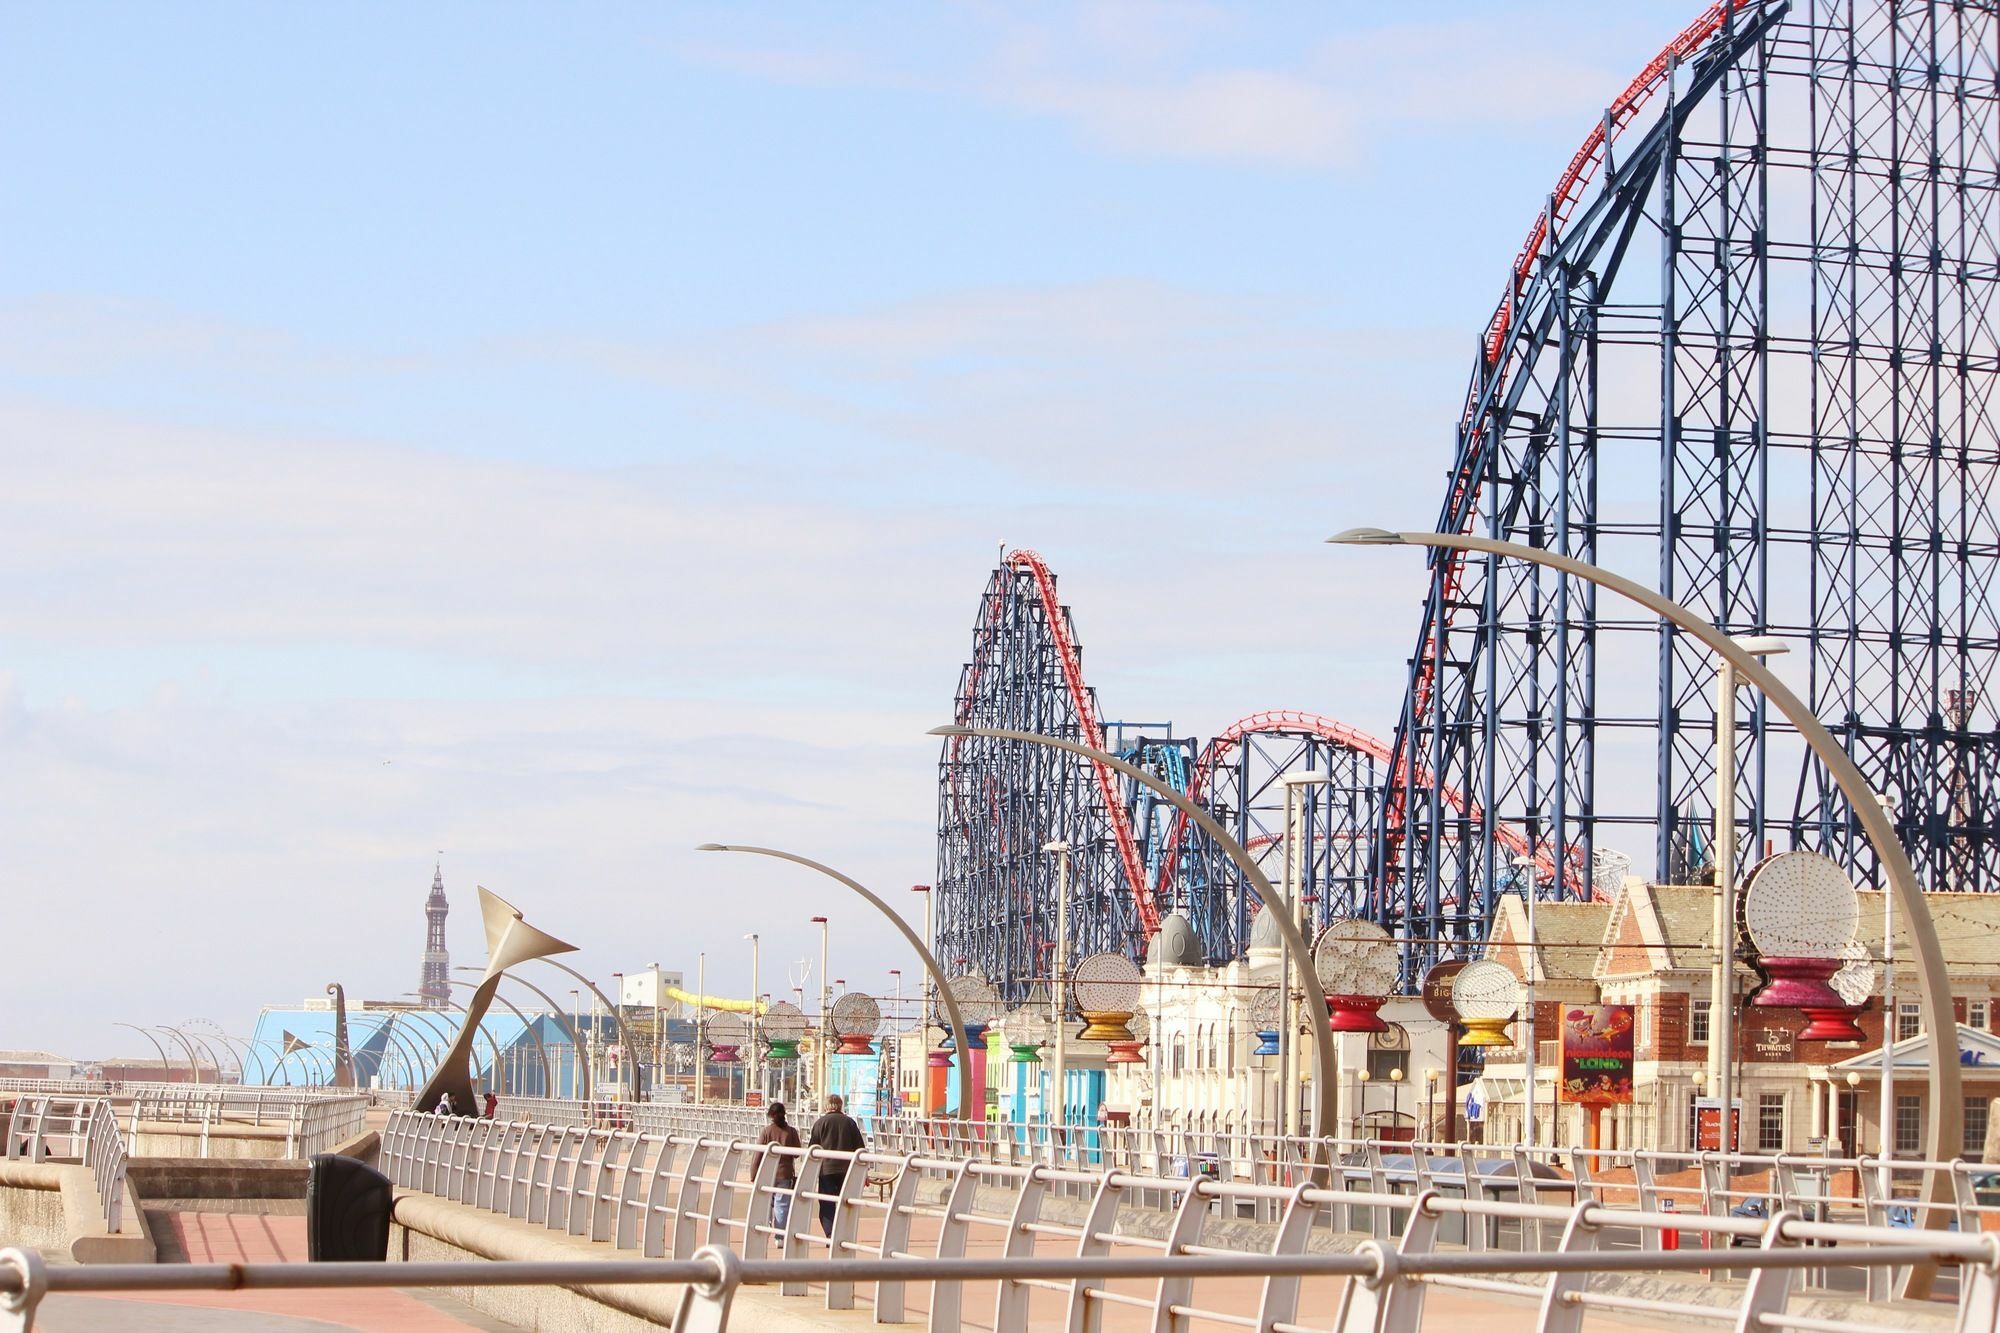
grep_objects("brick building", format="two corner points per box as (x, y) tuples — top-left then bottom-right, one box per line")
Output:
(1475, 879), (2000, 1160)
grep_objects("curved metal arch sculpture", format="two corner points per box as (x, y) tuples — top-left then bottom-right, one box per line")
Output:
(1378, 0), (2000, 971)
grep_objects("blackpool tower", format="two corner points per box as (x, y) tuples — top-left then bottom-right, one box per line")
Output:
(419, 863), (450, 1008)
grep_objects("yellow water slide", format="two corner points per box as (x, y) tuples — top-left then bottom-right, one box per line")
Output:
(661, 985), (764, 1014)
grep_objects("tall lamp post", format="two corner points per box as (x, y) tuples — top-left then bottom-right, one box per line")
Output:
(744, 935), (762, 1103)
(1512, 854), (1540, 1147)
(1043, 840), (1072, 1141)
(811, 916), (830, 1101)
(1712, 635), (1790, 1165)
(928, 724), (1339, 1149)
(696, 845), (974, 1116)
(1332, 527), (1963, 1282)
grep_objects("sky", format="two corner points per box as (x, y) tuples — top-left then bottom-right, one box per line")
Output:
(0, 0), (1711, 1059)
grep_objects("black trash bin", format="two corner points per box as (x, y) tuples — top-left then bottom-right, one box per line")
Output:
(306, 1153), (393, 1261)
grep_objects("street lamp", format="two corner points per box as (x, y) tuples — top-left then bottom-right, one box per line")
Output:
(744, 935), (761, 1103)
(1511, 852), (1540, 1148)
(1712, 634), (1790, 1174)
(1424, 1066), (1441, 1140)
(811, 915), (830, 1102)
(1390, 1067), (1406, 1138)
(1044, 839), (1072, 1142)
(696, 846), (974, 1116)
(1331, 526), (1963, 1274)
(1356, 1068), (1372, 1141)
(1277, 771), (1332, 1141)
(927, 725), (1340, 1151)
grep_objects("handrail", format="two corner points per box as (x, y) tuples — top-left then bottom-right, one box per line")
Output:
(368, 1108), (2000, 1333)
(3, 1097), (129, 1235)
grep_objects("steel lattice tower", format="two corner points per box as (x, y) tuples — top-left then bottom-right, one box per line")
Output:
(1376, 0), (2000, 977)
(420, 863), (450, 1009)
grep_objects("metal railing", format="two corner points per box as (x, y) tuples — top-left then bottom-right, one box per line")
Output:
(491, 1096), (767, 1140)
(374, 1108), (2000, 1330)
(3, 1097), (129, 1235)
(126, 1090), (370, 1159)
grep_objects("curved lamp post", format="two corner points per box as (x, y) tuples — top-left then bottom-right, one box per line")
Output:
(443, 978), (553, 1097)
(377, 1027), (431, 1093)
(697, 844), (975, 1117)
(402, 993), (506, 1097)
(1333, 527), (1964, 1281)
(460, 965), (593, 1101)
(156, 1026), (208, 1084)
(535, 961), (641, 1103)
(161, 1026), (220, 1084)
(111, 1023), (174, 1083)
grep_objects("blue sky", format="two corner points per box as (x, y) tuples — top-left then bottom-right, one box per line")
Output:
(1, 1), (1705, 1057)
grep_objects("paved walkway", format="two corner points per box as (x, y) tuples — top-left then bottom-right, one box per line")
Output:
(74, 1211), (513, 1332)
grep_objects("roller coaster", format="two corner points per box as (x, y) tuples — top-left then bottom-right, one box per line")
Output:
(936, 0), (2000, 998)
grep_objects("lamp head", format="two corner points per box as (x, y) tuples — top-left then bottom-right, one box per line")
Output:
(1391, 1067), (1405, 1083)
(928, 724), (972, 738)
(1846, 1071), (1862, 1088)
(1730, 635), (1791, 657)
(695, 843), (727, 852)
(1327, 527), (1407, 546)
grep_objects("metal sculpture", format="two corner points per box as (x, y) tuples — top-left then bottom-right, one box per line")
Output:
(412, 887), (576, 1117)
(830, 994), (881, 1056)
(1376, 0), (2000, 973)
(762, 1001), (808, 1060)
(1450, 961), (1521, 1050)
(323, 983), (356, 1089)
(1312, 918), (1398, 1034)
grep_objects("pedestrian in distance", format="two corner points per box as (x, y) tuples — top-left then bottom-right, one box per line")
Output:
(482, 1091), (498, 1119)
(807, 1094), (865, 1236)
(757, 1101), (801, 1231)
(433, 1091), (454, 1117)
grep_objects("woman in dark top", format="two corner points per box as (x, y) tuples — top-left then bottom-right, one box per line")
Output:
(757, 1102), (801, 1230)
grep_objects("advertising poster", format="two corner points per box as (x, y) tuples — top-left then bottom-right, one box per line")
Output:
(1558, 1004), (1636, 1104)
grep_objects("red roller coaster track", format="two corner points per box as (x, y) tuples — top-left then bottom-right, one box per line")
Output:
(950, 550), (1161, 935)
(1149, 710), (1541, 907)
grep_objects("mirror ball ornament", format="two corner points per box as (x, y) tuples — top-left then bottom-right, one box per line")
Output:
(1450, 960), (1522, 1048)
(1799, 941), (1879, 1042)
(1313, 917), (1398, 1033)
(830, 993), (881, 1056)
(1743, 851), (1862, 1012)
(1003, 1005), (1052, 1063)
(1072, 952), (1142, 1042)
(762, 1001), (808, 1060)
(1248, 985), (1283, 1056)
(947, 973), (1002, 1033)
(704, 1011), (746, 1063)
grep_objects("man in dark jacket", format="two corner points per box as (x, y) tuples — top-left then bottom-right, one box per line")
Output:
(807, 1094), (865, 1235)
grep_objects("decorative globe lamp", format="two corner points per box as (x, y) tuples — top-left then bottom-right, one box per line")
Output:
(1249, 986), (1282, 1056)
(1004, 1006), (1052, 1063)
(1108, 1007), (1148, 1065)
(948, 973), (1001, 1041)
(705, 1012), (746, 1064)
(1313, 918), (1398, 1033)
(1450, 960), (1522, 1048)
(763, 1001), (807, 1061)
(1073, 952), (1143, 1042)
(1744, 851), (1860, 1012)
(831, 993), (881, 1056)
(1800, 940), (1877, 1042)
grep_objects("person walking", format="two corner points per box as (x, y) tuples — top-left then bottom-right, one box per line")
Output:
(433, 1091), (455, 1117)
(757, 1102), (801, 1231)
(482, 1091), (499, 1119)
(807, 1094), (865, 1236)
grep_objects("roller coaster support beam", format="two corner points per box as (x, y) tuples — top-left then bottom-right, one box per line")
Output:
(1333, 527), (1960, 1296)
(698, 844), (973, 1117)
(927, 726), (1338, 1152)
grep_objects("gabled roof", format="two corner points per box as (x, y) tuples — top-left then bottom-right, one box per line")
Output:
(1484, 896), (1611, 984)
(1830, 1023), (2000, 1073)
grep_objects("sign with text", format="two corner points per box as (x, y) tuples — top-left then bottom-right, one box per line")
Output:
(1558, 1004), (1635, 1104)
(1695, 1098), (1743, 1151)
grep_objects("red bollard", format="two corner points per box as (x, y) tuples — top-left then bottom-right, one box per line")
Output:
(1661, 1198), (1680, 1251)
